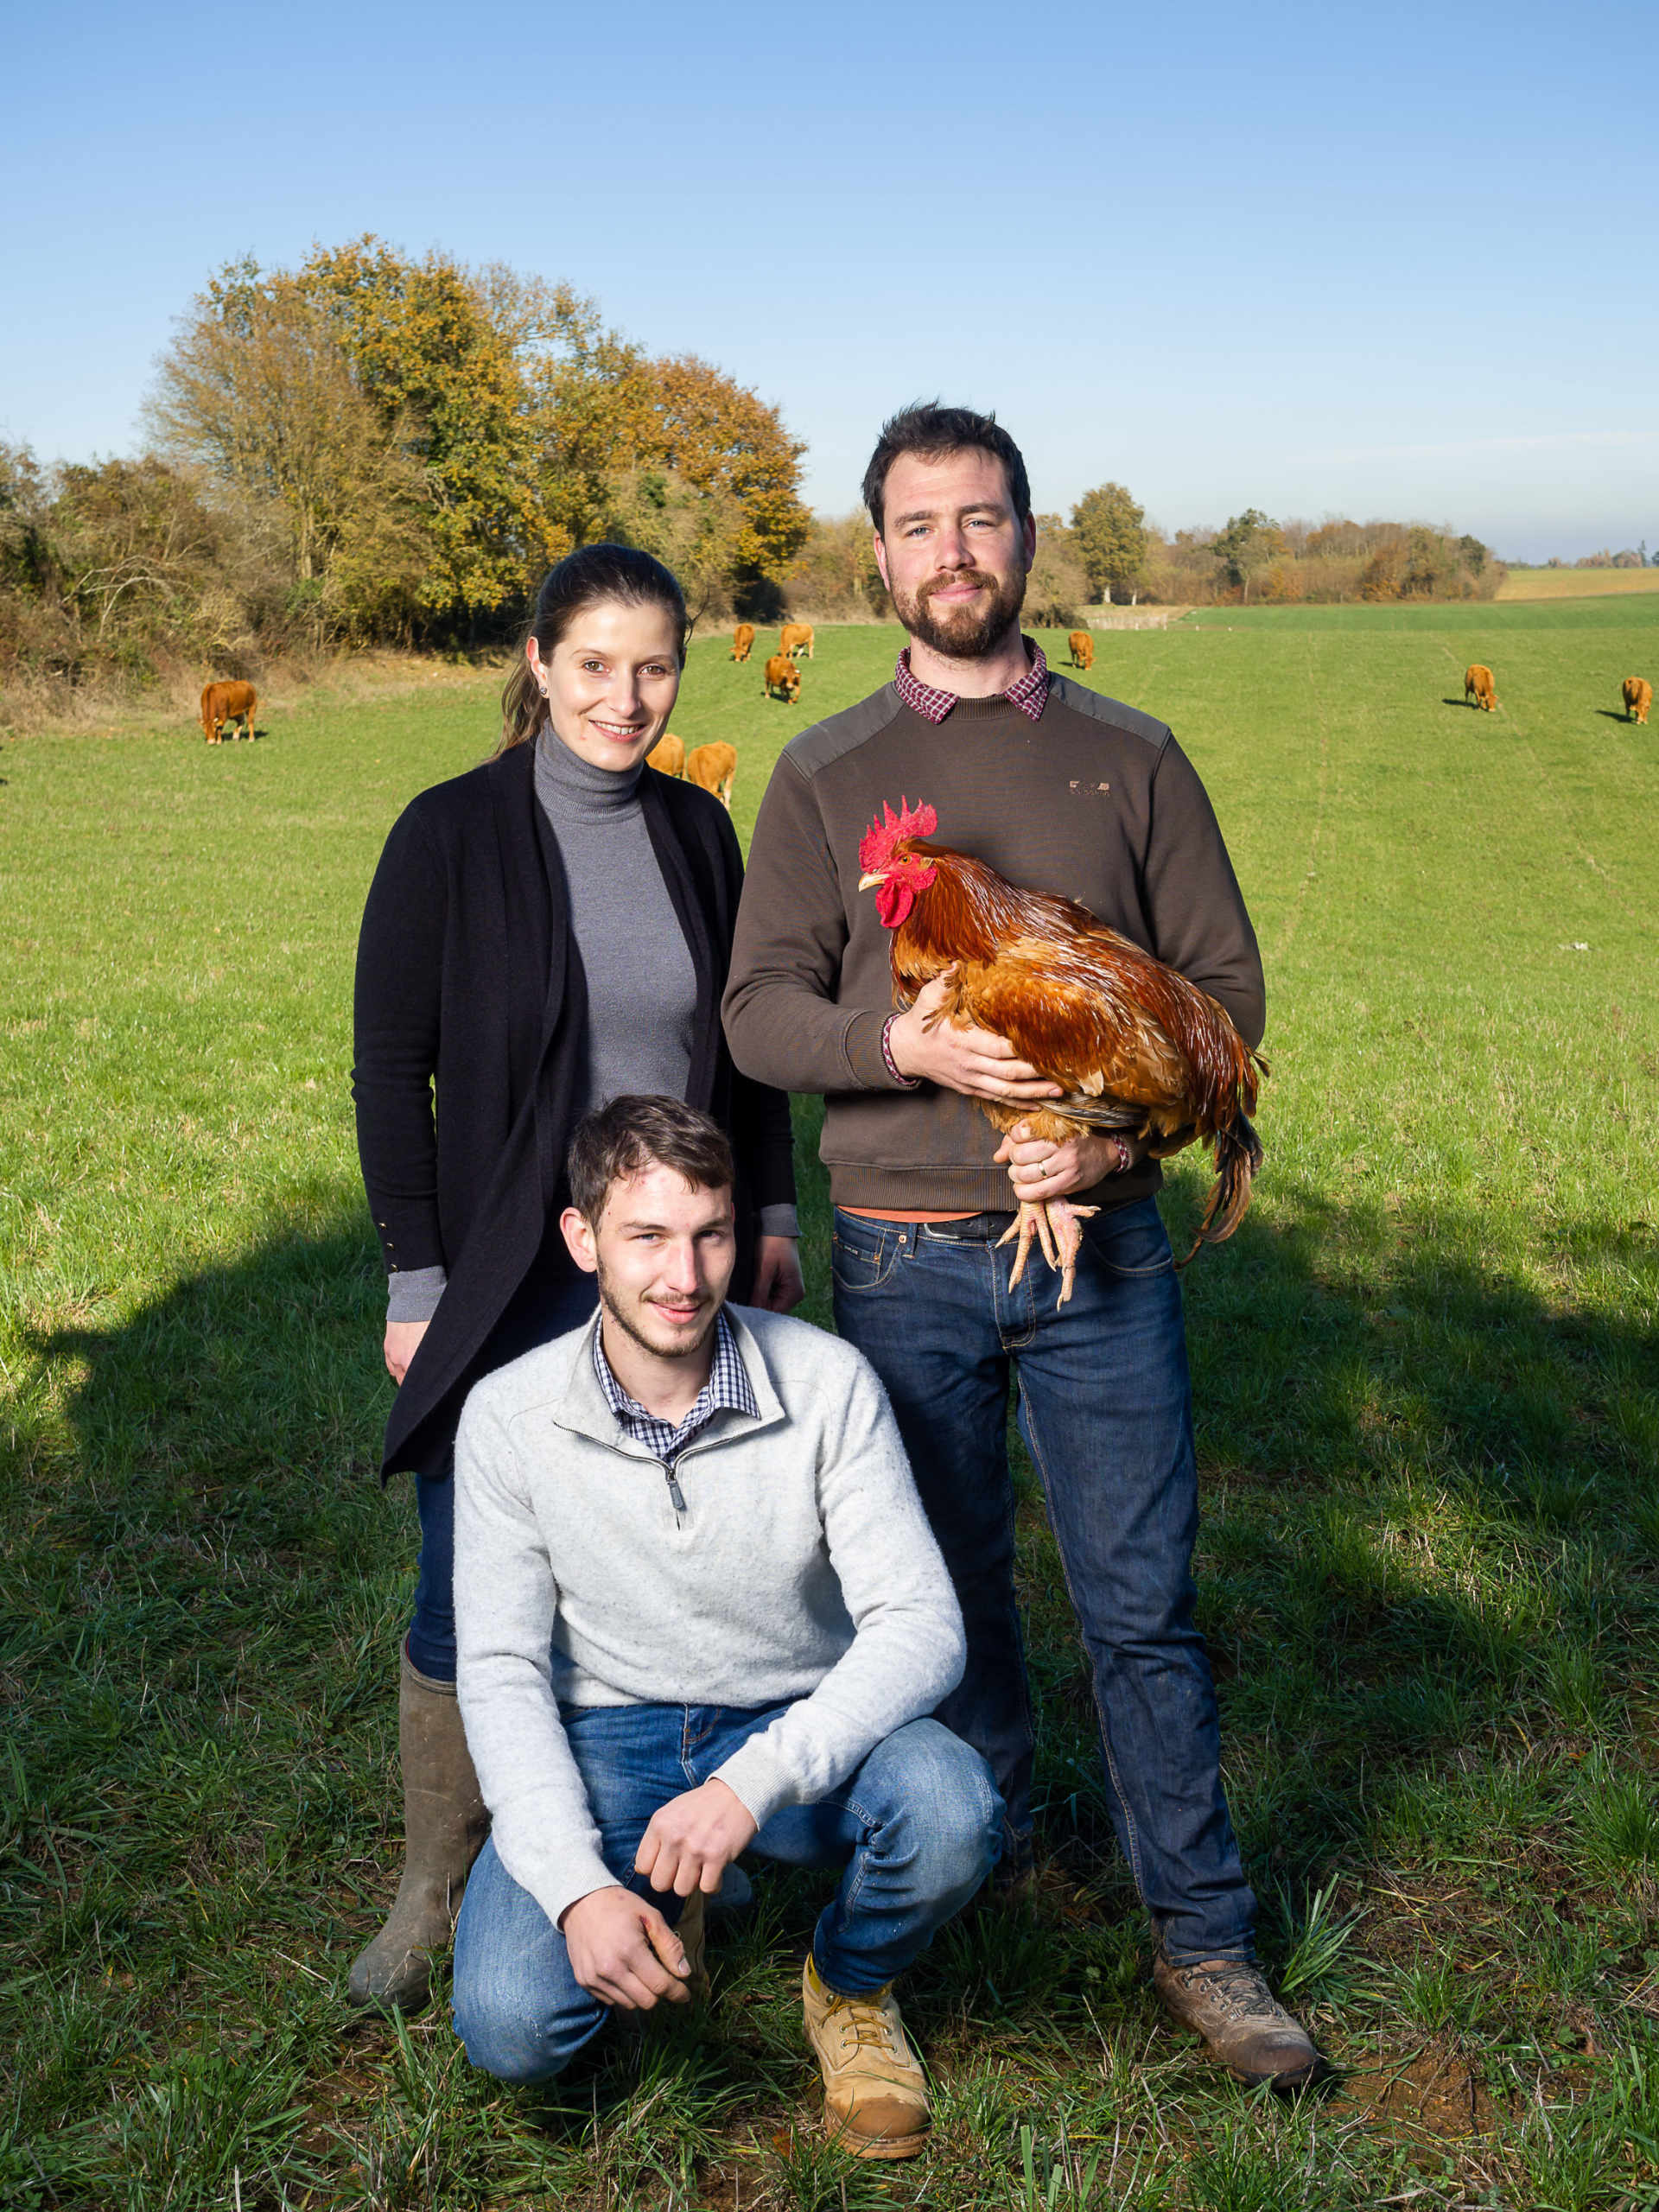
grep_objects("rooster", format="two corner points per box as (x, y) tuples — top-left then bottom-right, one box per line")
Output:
(856, 798), (1267, 1306)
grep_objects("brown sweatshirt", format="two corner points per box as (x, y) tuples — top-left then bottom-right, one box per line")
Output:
(721, 671), (1265, 1216)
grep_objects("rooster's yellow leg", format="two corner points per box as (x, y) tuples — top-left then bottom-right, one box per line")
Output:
(997, 1201), (1043, 1290)
(1046, 1200), (1100, 1308)
(998, 1199), (1101, 1299)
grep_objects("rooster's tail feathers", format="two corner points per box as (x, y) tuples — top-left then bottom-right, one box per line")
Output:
(1177, 1114), (1262, 1268)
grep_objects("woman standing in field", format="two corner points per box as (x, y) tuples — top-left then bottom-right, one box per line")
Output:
(348, 543), (802, 2013)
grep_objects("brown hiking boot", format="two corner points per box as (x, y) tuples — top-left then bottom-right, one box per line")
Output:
(1154, 1955), (1321, 2088)
(800, 1955), (930, 2159)
(348, 1648), (489, 2013)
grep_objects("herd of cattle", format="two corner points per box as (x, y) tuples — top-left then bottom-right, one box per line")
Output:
(643, 734), (738, 809)
(732, 620), (813, 709)
(1463, 664), (1651, 723)
(194, 641), (1654, 762)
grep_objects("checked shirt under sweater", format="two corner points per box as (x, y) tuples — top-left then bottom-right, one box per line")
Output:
(892, 639), (1050, 725)
(590, 1308), (760, 1462)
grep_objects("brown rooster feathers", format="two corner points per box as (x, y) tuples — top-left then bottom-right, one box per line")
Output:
(857, 798), (1267, 1300)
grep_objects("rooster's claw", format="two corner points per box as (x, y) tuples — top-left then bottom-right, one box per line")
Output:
(999, 1200), (1100, 1306)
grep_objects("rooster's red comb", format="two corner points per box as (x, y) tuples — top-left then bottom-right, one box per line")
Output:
(859, 797), (938, 873)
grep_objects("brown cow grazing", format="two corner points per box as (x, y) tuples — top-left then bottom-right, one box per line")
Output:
(1067, 629), (1095, 671)
(200, 679), (257, 744)
(731, 623), (756, 663)
(646, 733), (685, 777)
(764, 652), (802, 705)
(1622, 676), (1652, 724)
(779, 622), (815, 660)
(1464, 664), (1497, 713)
(685, 741), (738, 810)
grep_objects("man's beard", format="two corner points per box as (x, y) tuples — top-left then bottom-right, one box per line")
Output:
(596, 1264), (718, 1363)
(893, 563), (1027, 662)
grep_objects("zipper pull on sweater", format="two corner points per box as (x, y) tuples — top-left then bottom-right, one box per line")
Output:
(663, 1462), (687, 1514)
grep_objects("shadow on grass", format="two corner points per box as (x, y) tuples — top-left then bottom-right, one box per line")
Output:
(1027, 1172), (1659, 1904)
(22, 1198), (393, 1598)
(6, 1154), (1658, 2196)
(16, 1153), (1659, 1917)
(7, 1197), (407, 1877)
(0, 1193), (431, 2199)
(6, 1193), (406, 1827)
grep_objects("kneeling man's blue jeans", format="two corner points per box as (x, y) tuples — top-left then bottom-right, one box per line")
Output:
(453, 1705), (1001, 2083)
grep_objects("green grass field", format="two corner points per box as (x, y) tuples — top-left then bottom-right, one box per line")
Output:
(3, 601), (1657, 2209)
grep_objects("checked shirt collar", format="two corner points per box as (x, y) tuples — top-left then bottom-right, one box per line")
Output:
(893, 636), (1050, 724)
(592, 1306), (759, 1463)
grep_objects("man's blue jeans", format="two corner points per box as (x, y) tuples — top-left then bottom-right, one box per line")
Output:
(452, 1705), (1001, 2082)
(830, 1197), (1255, 1964)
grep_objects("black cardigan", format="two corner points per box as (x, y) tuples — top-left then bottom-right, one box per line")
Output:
(352, 740), (797, 1480)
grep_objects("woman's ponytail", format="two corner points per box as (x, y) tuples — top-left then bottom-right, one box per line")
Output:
(499, 653), (544, 752)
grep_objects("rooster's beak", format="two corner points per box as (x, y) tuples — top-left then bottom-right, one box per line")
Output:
(857, 871), (887, 891)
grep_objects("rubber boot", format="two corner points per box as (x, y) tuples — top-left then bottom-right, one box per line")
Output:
(347, 1647), (489, 2013)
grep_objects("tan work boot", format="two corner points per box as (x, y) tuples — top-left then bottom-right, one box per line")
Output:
(800, 1954), (930, 2159)
(1154, 1955), (1321, 2088)
(348, 1648), (489, 2013)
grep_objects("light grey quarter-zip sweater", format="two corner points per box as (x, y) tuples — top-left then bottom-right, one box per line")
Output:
(452, 1305), (965, 1931)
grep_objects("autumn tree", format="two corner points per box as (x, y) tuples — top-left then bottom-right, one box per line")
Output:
(600, 467), (744, 623)
(147, 239), (810, 640)
(0, 443), (273, 690)
(1210, 510), (1286, 602)
(626, 354), (809, 597)
(1034, 511), (1079, 556)
(0, 443), (52, 602)
(527, 290), (658, 550)
(0, 442), (72, 683)
(1401, 527), (1458, 597)
(531, 338), (809, 611)
(1071, 482), (1149, 601)
(1019, 514), (1088, 626)
(296, 238), (566, 622)
(783, 514), (889, 618)
(146, 261), (431, 640)
(1304, 518), (1374, 560)
(51, 458), (232, 652)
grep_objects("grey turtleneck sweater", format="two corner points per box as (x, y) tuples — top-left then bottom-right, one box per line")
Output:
(388, 731), (796, 1324)
(534, 731), (702, 1122)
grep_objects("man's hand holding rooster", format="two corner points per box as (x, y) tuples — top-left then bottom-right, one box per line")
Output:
(887, 974), (1064, 1103)
(995, 1122), (1145, 1201)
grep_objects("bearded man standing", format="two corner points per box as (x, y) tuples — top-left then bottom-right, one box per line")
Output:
(723, 404), (1319, 2088)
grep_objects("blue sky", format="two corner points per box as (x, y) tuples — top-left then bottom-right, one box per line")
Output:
(4, 0), (1655, 561)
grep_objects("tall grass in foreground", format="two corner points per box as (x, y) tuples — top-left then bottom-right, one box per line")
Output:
(2, 602), (1656, 2206)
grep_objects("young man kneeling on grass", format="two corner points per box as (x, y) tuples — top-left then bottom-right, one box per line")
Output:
(449, 1094), (1001, 2158)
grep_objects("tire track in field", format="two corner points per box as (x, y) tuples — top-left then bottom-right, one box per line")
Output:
(1436, 643), (1632, 918)
(1275, 639), (1334, 960)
